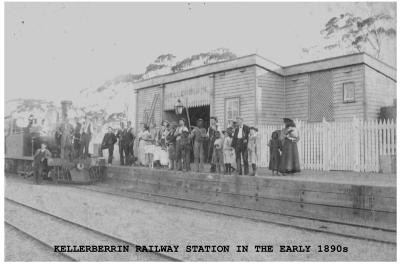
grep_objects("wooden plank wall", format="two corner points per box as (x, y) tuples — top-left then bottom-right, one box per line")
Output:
(214, 66), (256, 129)
(284, 74), (309, 121)
(332, 65), (365, 120)
(256, 67), (284, 124)
(283, 65), (366, 122)
(106, 167), (396, 231)
(364, 65), (397, 120)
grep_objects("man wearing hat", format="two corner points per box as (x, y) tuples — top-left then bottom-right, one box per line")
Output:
(126, 121), (135, 165)
(58, 117), (74, 161)
(190, 118), (207, 172)
(100, 127), (117, 165)
(174, 118), (189, 171)
(80, 116), (93, 159)
(73, 117), (82, 159)
(166, 121), (178, 170)
(207, 116), (219, 173)
(116, 122), (129, 165)
(33, 142), (52, 184)
(231, 116), (250, 175)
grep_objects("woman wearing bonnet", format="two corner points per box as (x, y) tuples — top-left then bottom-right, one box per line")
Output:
(279, 118), (301, 175)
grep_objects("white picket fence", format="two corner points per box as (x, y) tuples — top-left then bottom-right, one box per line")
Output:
(258, 118), (396, 172)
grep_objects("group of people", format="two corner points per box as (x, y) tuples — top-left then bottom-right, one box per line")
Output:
(100, 116), (300, 176)
(132, 116), (258, 175)
(30, 115), (301, 184)
(268, 118), (301, 175)
(100, 121), (135, 165)
(57, 116), (94, 161)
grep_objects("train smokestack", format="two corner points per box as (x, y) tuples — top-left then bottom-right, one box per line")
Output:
(61, 100), (73, 121)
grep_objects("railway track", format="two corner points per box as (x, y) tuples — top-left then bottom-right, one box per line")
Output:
(5, 197), (182, 262)
(5, 174), (396, 247)
(5, 221), (76, 261)
(71, 183), (396, 245)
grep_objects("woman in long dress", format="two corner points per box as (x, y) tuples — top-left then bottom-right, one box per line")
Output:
(142, 123), (157, 167)
(279, 118), (301, 174)
(159, 121), (170, 167)
(153, 121), (169, 168)
(137, 124), (149, 166)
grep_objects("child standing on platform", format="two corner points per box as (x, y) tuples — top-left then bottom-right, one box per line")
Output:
(268, 130), (282, 175)
(212, 131), (224, 173)
(223, 129), (235, 174)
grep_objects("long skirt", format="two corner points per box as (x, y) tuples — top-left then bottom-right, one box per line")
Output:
(248, 149), (257, 164)
(133, 138), (140, 159)
(144, 144), (155, 155)
(153, 146), (169, 165)
(138, 140), (147, 165)
(279, 140), (300, 173)
(223, 149), (235, 164)
(153, 145), (162, 161)
(268, 149), (280, 171)
(159, 149), (169, 166)
(168, 144), (176, 161)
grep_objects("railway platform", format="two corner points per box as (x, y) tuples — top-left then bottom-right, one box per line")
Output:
(105, 165), (396, 232)
(5, 172), (396, 261)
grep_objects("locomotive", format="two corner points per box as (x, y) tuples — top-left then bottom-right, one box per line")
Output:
(5, 100), (106, 184)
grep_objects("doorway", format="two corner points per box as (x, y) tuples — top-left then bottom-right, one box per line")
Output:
(163, 105), (210, 128)
(164, 105), (211, 163)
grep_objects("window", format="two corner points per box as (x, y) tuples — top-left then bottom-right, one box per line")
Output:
(343, 82), (355, 103)
(225, 98), (240, 128)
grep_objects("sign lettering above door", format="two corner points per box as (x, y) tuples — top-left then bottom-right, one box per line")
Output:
(164, 76), (212, 110)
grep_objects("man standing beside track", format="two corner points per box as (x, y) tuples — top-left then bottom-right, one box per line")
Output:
(33, 143), (52, 184)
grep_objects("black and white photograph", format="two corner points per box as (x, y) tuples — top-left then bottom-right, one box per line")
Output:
(3, 1), (397, 261)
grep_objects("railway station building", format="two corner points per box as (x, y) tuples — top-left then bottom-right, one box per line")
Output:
(131, 53), (396, 130)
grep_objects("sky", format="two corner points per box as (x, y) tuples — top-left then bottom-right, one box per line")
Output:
(5, 2), (396, 103)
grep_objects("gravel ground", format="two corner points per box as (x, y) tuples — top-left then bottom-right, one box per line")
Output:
(5, 176), (396, 261)
(5, 223), (70, 261)
(5, 200), (170, 261)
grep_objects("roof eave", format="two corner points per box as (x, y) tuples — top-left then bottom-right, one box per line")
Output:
(132, 54), (284, 90)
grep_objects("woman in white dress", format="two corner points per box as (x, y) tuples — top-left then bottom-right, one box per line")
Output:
(144, 123), (157, 167)
(157, 121), (170, 167)
(137, 124), (149, 166)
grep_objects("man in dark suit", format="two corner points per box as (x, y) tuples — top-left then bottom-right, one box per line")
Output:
(126, 121), (135, 165)
(33, 143), (52, 184)
(73, 117), (82, 159)
(80, 116), (92, 159)
(231, 116), (250, 175)
(116, 122), (129, 165)
(101, 127), (117, 165)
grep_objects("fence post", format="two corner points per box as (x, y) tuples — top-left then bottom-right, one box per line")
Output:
(352, 116), (361, 172)
(322, 117), (330, 171)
